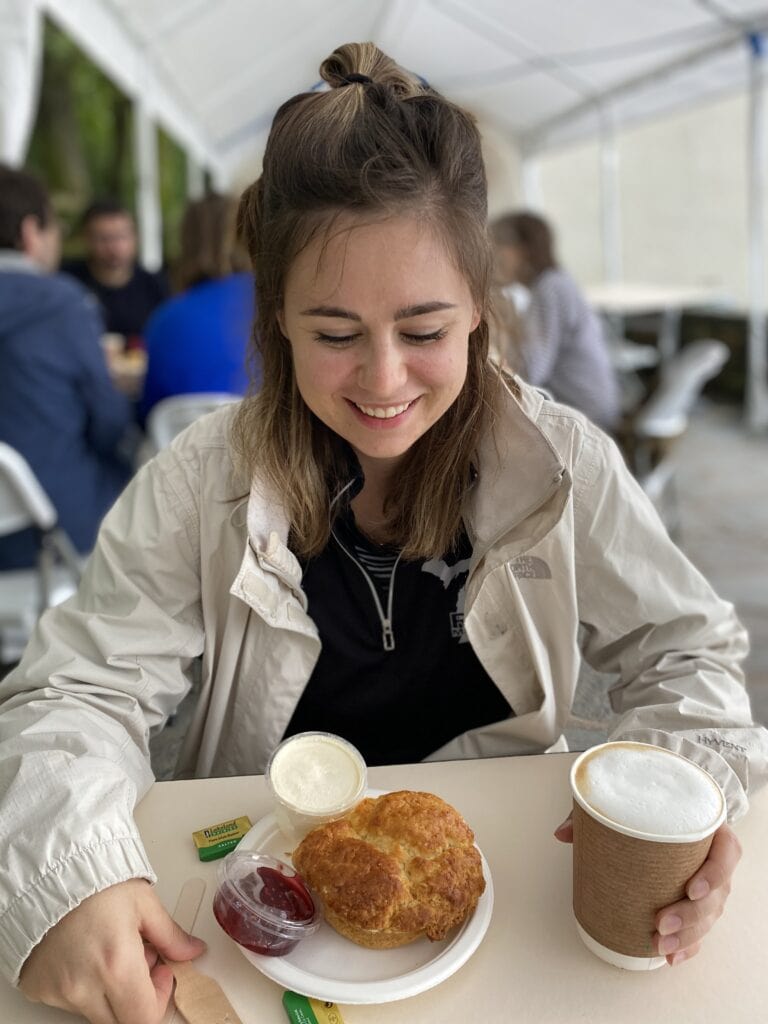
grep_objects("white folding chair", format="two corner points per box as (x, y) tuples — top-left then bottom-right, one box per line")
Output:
(0, 442), (82, 662)
(629, 339), (730, 536)
(145, 392), (241, 454)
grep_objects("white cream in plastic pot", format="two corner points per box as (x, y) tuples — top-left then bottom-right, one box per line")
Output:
(266, 732), (367, 846)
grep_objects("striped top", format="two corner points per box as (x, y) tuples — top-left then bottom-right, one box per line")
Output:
(521, 267), (621, 430)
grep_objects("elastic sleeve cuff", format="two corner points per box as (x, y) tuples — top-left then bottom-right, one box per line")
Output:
(0, 834), (156, 986)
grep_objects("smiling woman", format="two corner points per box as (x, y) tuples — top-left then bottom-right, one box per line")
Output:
(1, 39), (766, 1024)
(279, 215), (478, 530)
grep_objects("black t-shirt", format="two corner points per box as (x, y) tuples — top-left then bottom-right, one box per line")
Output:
(284, 508), (513, 766)
(62, 260), (168, 336)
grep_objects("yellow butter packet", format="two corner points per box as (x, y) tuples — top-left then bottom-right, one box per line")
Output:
(191, 815), (252, 861)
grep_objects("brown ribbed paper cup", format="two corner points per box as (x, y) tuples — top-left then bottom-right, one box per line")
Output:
(570, 742), (726, 971)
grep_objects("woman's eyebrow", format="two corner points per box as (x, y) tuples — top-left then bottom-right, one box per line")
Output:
(395, 301), (457, 319)
(300, 305), (360, 320)
(299, 301), (457, 320)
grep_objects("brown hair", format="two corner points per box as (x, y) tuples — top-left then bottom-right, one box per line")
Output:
(0, 164), (52, 249)
(232, 42), (500, 560)
(491, 210), (558, 280)
(173, 193), (249, 292)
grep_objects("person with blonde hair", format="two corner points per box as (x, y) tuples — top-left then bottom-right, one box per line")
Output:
(139, 192), (256, 417)
(0, 42), (764, 1024)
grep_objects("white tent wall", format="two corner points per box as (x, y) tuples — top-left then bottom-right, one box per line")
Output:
(480, 120), (525, 219)
(536, 92), (750, 300)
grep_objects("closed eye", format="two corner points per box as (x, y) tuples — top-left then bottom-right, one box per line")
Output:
(313, 332), (361, 345)
(312, 328), (448, 345)
(402, 329), (447, 343)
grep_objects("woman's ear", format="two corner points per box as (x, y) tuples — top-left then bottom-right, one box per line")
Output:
(277, 308), (287, 338)
(470, 308), (482, 333)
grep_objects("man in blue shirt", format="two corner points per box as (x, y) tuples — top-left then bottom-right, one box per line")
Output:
(0, 165), (134, 568)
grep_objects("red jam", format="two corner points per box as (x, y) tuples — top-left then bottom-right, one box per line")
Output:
(213, 864), (317, 956)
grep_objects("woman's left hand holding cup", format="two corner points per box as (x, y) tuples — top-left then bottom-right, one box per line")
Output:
(554, 816), (741, 964)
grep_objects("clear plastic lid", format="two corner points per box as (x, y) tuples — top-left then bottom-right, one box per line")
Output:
(216, 851), (320, 937)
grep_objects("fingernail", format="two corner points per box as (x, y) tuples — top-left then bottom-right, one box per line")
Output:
(659, 935), (680, 955)
(689, 879), (710, 900)
(658, 914), (682, 935)
(670, 950), (688, 966)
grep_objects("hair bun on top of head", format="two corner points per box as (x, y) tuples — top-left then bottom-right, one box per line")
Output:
(320, 41), (425, 98)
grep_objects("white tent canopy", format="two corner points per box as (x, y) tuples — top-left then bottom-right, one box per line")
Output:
(3, 0), (766, 181)
(2, 0), (768, 426)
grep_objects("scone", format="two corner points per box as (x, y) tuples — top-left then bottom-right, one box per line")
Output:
(292, 790), (485, 948)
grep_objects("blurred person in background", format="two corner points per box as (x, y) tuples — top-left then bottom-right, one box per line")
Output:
(63, 199), (168, 340)
(139, 193), (257, 419)
(0, 165), (134, 569)
(491, 210), (621, 431)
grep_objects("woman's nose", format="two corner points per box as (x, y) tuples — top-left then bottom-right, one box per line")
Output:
(358, 337), (407, 395)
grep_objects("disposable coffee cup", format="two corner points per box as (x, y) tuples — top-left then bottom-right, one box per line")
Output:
(266, 731), (367, 847)
(570, 741), (726, 971)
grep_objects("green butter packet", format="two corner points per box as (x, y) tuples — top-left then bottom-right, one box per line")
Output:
(282, 990), (344, 1024)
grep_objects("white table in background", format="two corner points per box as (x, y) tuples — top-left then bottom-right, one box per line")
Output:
(586, 282), (727, 367)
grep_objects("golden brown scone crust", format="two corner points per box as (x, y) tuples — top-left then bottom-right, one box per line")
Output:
(292, 790), (486, 948)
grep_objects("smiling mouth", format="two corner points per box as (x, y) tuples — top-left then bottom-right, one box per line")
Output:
(353, 400), (414, 419)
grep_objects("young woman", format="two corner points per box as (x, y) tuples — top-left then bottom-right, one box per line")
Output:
(0, 43), (764, 1024)
(491, 210), (622, 430)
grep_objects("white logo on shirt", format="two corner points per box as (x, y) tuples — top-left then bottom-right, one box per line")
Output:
(422, 557), (470, 643)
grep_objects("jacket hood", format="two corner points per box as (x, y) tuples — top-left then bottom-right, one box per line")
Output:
(0, 251), (94, 334)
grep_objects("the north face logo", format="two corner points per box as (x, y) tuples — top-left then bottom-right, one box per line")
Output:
(510, 556), (551, 579)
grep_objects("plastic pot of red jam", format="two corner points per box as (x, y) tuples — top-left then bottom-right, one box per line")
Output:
(213, 851), (320, 956)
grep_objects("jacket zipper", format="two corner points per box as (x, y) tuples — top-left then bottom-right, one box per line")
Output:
(331, 529), (402, 652)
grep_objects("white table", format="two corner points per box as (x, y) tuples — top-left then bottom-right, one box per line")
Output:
(586, 282), (726, 367)
(2, 753), (766, 1023)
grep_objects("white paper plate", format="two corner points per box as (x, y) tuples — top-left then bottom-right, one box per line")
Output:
(234, 793), (494, 1004)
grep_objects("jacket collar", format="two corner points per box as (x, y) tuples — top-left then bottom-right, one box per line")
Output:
(464, 377), (569, 557)
(240, 376), (569, 588)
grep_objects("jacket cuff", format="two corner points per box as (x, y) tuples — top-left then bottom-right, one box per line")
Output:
(0, 834), (156, 986)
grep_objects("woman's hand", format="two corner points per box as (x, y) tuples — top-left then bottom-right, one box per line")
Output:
(554, 816), (741, 965)
(19, 878), (206, 1024)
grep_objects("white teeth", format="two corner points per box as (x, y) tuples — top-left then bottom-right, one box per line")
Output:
(355, 401), (411, 419)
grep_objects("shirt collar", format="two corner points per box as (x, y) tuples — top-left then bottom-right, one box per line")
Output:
(0, 249), (42, 274)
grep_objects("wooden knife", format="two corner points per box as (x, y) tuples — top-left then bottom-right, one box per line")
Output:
(162, 877), (245, 1024)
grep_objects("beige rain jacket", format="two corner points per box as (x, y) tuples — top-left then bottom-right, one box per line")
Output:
(0, 379), (765, 983)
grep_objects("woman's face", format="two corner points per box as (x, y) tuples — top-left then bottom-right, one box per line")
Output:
(494, 242), (527, 285)
(280, 215), (480, 473)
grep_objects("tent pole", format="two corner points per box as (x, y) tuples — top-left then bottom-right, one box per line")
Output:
(186, 154), (205, 201)
(133, 98), (163, 273)
(521, 152), (541, 208)
(598, 104), (624, 346)
(747, 32), (768, 432)
(599, 104), (622, 285)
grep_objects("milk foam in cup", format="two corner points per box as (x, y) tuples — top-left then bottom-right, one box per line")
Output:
(266, 731), (367, 846)
(570, 741), (726, 970)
